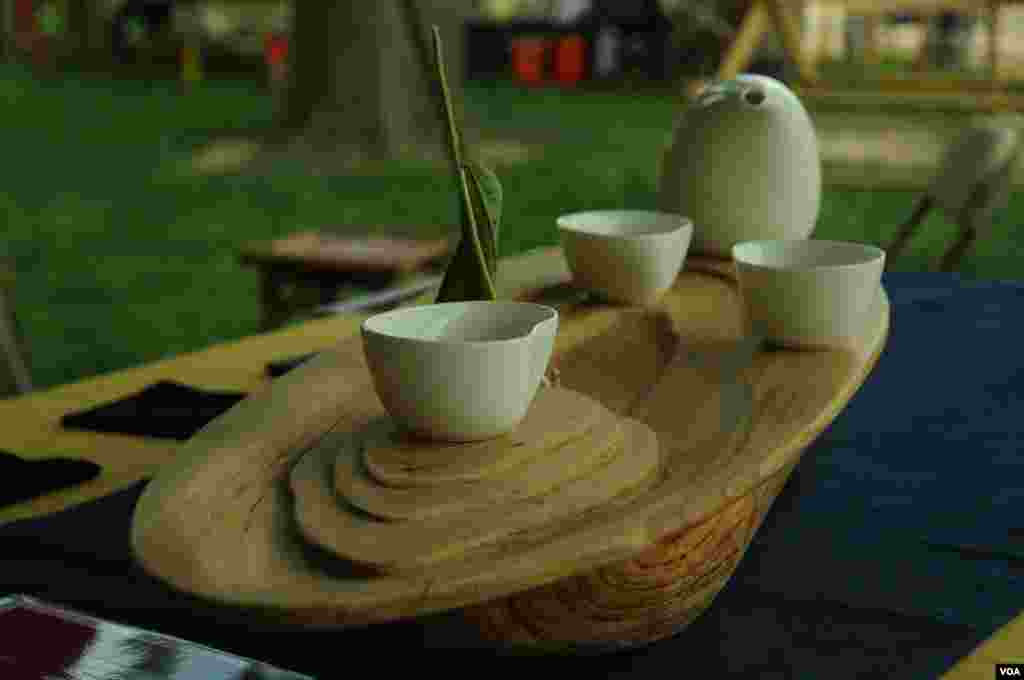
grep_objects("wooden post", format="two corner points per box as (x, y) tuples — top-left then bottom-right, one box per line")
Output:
(765, 0), (819, 85)
(863, 13), (882, 66)
(807, 2), (824, 64)
(181, 36), (202, 94)
(717, 0), (818, 85)
(988, 1), (1000, 92)
(718, 0), (770, 80)
(823, 2), (839, 61)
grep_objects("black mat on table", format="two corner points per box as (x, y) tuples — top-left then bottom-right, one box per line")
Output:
(59, 380), (246, 441)
(14, 361), (312, 513)
(0, 451), (100, 510)
(266, 352), (319, 378)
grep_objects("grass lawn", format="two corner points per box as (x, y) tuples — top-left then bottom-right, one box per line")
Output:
(1, 62), (1021, 391)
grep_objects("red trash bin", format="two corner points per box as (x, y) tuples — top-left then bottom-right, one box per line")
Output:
(264, 32), (290, 91)
(265, 32), (289, 68)
(511, 37), (549, 86)
(554, 35), (586, 87)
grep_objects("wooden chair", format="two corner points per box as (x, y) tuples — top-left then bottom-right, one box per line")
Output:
(887, 121), (1021, 271)
(0, 260), (32, 397)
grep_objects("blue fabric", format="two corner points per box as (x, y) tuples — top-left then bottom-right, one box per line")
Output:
(0, 272), (1021, 677)
(723, 271), (1024, 671)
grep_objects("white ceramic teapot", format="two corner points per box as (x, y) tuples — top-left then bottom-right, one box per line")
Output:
(658, 74), (821, 258)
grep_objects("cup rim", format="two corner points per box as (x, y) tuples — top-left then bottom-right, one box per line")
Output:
(557, 210), (693, 240)
(732, 239), (885, 272)
(361, 300), (558, 346)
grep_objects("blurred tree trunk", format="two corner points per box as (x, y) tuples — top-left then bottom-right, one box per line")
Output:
(277, 0), (468, 163)
(65, 0), (110, 54)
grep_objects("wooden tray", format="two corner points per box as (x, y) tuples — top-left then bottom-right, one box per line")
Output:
(333, 389), (626, 523)
(292, 409), (662, 573)
(130, 254), (890, 651)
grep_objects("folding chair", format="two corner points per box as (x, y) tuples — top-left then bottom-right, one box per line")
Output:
(887, 121), (1021, 272)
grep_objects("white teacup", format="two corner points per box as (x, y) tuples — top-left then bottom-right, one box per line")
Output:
(361, 301), (559, 442)
(732, 239), (885, 350)
(557, 210), (693, 306)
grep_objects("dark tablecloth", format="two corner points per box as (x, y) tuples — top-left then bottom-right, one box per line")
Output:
(2, 271), (1022, 678)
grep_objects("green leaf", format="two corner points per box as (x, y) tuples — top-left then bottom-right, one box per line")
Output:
(464, 161), (501, 286)
(435, 163), (502, 303)
(467, 160), (502, 276)
(430, 26), (502, 304)
(434, 229), (491, 303)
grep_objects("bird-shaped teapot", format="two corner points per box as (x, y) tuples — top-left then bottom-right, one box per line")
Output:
(658, 74), (821, 258)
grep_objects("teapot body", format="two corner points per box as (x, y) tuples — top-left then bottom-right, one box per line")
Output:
(659, 75), (821, 257)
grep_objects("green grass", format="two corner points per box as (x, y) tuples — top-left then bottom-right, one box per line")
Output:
(1, 62), (1021, 391)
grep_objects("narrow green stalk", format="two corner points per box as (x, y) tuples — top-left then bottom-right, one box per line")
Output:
(431, 26), (496, 299)
(432, 26), (462, 166)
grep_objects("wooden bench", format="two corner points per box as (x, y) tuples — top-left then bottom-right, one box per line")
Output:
(238, 231), (451, 332)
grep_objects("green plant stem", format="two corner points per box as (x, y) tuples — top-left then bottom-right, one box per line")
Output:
(431, 25), (496, 299)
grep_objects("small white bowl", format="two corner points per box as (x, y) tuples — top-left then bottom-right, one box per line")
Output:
(361, 301), (559, 442)
(557, 210), (693, 306)
(732, 239), (885, 350)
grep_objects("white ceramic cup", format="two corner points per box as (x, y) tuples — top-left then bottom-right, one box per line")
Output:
(557, 210), (693, 306)
(731, 239), (886, 350)
(361, 301), (559, 442)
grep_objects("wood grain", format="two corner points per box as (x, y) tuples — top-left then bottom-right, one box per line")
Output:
(464, 460), (797, 649)
(360, 387), (610, 488)
(290, 417), (661, 573)
(336, 411), (625, 522)
(129, 251), (889, 650)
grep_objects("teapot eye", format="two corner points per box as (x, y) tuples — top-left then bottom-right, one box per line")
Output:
(744, 89), (766, 107)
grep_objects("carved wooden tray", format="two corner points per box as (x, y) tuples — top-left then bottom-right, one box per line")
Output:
(291, 391), (662, 574)
(130, 255), (890, 651)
